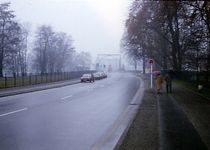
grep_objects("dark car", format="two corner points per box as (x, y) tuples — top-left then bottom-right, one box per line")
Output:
(93, 72), (101, 80)
(101, 72), (107, 78)
(81, 74), (94, 82)
(98, 72), (107, 79)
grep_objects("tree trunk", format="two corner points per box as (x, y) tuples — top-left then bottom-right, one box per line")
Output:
(142, 49), (146, 74)
(134, 59), (137, 71)
(0, 54), (3, 77)
(0, 41), (4, 77)
(196, 49), (200, 82)
(160, 36), (168, 70)
(204, 1), (210, 81)
(174, 11), (182, 71)
(166, 2), (181, 71)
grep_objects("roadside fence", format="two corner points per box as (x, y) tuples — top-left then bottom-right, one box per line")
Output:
(0, 71), (95, 89)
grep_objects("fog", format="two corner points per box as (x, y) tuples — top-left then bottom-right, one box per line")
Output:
(2, 0), (130, 60)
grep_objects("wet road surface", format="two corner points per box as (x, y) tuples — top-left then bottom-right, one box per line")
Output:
(0, 73), (141, 150)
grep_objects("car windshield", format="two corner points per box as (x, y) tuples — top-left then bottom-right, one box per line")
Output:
(83, 74), (91, 77)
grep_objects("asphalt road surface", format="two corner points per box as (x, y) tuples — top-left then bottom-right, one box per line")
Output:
(0, 73), (141, 150)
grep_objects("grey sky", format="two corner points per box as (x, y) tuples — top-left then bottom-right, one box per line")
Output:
(2, 0), (131, 60)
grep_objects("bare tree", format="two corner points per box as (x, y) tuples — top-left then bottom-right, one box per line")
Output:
(52, 32), (74, 72)
(33, 25), (54, 74)
(74, 51), (92, 71)
(122, 0), (210, 77)
(0, 2), (21, 77)
(33, 25), (75, 74)
(11, 25), (29, 76)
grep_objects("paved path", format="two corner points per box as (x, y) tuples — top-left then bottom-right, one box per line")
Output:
(158, 93), (207, 150)
(119, 76), (159, 150)
(119, 76), (209, 150)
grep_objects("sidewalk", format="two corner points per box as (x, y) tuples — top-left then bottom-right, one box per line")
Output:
(119, 76), (159, 150)
(0, 78), (80, 97)
(119, 77), (210, 150)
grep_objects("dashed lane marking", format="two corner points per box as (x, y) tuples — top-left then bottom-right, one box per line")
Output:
(0, 108), (28, 117)
(61, 95), (73, 100)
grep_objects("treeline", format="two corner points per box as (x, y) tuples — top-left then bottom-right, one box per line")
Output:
(122, 1), (210, 79)
(0, 2), (91, 77)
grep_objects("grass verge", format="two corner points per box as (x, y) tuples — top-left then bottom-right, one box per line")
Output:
(174, 80), (210, 99)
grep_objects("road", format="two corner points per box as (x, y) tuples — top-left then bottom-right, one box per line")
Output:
(0, 73), (141, 150)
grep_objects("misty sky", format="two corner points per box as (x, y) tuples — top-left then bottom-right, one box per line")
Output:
(2, 0), (131, 60)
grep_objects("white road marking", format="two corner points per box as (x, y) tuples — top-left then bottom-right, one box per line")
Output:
(61, 95), (73, 100)
(0, 108), (28, 117)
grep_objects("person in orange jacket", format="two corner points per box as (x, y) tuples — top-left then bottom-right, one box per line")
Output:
(155, 73), (163, 94)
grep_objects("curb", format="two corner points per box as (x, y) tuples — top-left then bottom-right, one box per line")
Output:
(91, 76), (145, 150)
(0, 80), (80, 98)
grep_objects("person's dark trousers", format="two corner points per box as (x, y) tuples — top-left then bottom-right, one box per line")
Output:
(166, 83), (172, 93)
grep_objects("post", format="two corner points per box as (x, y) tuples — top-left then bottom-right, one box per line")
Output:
(29, 74), (31, 85)
(4, 74), (7, 88)
(41, 74), (43, 83)
(149, 59), (154, 89)
(119, 54), (121, 71)
(50, 73), (51, 82)
(68, 72), (70, 80)
(14, 73), (16, 87)
(151, 64), (153, 88)
(22, 75), (24, 86)
(35, 75), (37, 84)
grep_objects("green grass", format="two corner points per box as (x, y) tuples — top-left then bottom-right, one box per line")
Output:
(174, 80), (210, 99)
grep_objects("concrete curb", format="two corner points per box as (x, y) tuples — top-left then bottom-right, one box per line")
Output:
(0, 80), (80, 98)
(91, 76), (145, 150)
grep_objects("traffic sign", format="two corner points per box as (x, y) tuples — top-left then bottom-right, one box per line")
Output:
(149, 59), (154, 65)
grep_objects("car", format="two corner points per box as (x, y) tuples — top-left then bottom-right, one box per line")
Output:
(81, 74), (94, 82)
(102, 72), (107, 78)
(98, 72), (107, 79)
(93, 73), (101, 80)
(94, 72), (107, 80)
